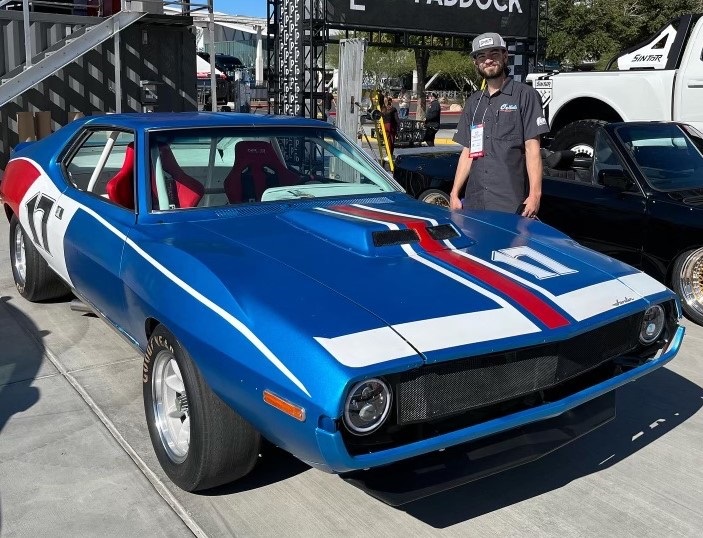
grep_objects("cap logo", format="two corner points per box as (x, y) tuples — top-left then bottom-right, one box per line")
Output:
(478, 37), (494, 47)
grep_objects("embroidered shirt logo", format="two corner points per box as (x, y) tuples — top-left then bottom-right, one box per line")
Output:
(499, 104), (518, 111)
(537, 117), (547, 126)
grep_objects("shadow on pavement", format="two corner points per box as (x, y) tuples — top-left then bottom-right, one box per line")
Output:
(0, 295), (45, 434)
(0, 295), (48, 533)
(399, 367), (702, 527)
(201, 440), (310, 496)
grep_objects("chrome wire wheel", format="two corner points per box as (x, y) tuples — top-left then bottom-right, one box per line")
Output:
(13, 224), (27, 287)
(679, 248), (703, 317)
(152, 350), (190, 463)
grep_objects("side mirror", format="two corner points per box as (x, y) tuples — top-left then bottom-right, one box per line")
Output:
(598, 168), (632, 191)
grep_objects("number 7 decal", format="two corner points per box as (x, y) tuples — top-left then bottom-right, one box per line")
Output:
(25, 192), (56, 254)
(492, 246), (577, 280)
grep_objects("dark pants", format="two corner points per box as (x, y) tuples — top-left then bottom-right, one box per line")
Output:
(424, 126), (438, 147)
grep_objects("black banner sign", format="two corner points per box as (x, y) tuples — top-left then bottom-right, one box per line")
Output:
(327, 0), (537, 39)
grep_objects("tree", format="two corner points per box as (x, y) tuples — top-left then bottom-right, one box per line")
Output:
(429, 51), (479, 104)
(363, 47), (414, 89)
(546, 0), (701, 69)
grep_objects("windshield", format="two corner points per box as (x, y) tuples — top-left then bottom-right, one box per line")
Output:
(615, 123), (703, 191)
(147, 126), (398, 211)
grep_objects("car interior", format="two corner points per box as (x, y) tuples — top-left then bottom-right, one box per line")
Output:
(64, 127), (394, 212)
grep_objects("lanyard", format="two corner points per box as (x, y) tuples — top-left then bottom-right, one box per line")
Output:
(471, 92), (490, 126)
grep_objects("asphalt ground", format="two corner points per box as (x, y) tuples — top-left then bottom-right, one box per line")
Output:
(1, 215), (702, 537)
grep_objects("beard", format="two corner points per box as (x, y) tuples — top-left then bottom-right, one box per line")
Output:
(477, 61), (505, 80)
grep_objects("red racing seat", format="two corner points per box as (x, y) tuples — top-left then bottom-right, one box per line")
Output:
(106, 142), (135, 209)
(158, 145), (205, 208)
(224, 141), (299, 203)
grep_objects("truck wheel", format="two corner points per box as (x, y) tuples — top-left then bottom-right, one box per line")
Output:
(9, 214), (69, 302)
(551, 119), (608, 158)
(671, 248), (703, 325)
(419, 189), (450, 207)
(143, 325), (261, 491)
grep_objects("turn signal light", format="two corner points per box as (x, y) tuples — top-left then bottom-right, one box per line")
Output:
(263, 390), (306, 421)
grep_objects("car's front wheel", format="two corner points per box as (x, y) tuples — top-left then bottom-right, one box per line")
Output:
(671, 248), (703, 325)
(143, 325), (261, 491)
(9, 214), (69, 302)
(419, 189), (450, 207)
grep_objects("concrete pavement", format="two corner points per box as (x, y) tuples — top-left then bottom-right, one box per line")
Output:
(0, 214), (702, 537)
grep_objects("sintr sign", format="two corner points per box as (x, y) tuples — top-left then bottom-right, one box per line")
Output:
(326, 0), (537, 39)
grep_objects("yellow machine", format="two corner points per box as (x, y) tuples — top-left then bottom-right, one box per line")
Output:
(370, 89), (394, 172)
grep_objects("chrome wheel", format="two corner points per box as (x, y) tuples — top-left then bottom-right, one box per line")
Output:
(420, 190), (450, 207)
(13, 225), (26, 287)
(568, 143), (594, 158)
(152, 350), (190, 463)
(679, 248), (703, 317)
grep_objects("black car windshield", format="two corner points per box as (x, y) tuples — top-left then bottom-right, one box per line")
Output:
(146, 126), (398, 211)
(615, 123), (703, 191)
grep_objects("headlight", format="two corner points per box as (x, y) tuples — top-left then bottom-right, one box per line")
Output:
(639, 304), (665, 344)
(343, 378), (392, 435)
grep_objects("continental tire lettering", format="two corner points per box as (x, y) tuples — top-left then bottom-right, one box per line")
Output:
(492, 246), (577, 280)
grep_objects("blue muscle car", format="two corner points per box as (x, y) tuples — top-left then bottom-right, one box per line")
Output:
(0, 113), (684, 504)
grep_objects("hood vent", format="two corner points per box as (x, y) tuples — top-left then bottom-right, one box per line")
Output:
(427, 224), (460, 240)
(373, 229), (419, 247)
(372, 224), (460, 247)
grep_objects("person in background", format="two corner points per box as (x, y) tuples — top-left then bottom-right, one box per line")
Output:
(450, 32), (549, 217)
(381, 95), (399, 156)
(423, 92), (441, 147)
(324, 89), (336, 124)
(398, 90), (410, 119)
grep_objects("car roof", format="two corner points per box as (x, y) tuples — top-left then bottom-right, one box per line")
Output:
(76, 112), (331, 130)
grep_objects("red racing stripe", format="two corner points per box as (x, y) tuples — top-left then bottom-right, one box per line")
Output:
(1, 158), (41, 214)
(333, 205), (570, 330)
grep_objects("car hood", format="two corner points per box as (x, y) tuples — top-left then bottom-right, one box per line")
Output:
(189, 196), (671, 367)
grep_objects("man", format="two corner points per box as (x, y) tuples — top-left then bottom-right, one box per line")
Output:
(450, 32), (549, 217)
(424, 92), (441, 147)
(398, 90), (410, 119)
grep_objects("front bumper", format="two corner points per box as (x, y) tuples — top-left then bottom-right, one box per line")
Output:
(315, 325), (684, 475)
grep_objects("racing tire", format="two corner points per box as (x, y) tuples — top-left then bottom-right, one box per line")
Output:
(9, 214), (69, 302)
(551, 119), (609, 158)
(671, 248), (703, 325)
(419, 189), (450, 207)
(143, 325), (261, 491)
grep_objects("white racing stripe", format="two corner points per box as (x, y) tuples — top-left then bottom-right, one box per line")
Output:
(315, 207), (541, 366)
(19, 159), (311, 397)
(353, 203), (667, 321)
(315, 308), (540, 367)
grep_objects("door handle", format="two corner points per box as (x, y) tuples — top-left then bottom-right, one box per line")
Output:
(687, 79), (703, 87)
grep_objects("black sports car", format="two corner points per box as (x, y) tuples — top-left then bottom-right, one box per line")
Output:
(393, 122), (703, 325)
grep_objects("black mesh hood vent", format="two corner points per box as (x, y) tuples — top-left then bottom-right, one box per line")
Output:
(372, 229), (419, 246)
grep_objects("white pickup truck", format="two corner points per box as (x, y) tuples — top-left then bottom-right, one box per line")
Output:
(527, 13), (703, 155)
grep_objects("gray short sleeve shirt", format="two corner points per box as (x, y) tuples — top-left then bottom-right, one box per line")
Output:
(453, 77), (550, 212)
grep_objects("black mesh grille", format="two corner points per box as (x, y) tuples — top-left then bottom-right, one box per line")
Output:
(427, 224), (459, 240)
(394, 313), (642, 425)
(372, 229), (419, 246)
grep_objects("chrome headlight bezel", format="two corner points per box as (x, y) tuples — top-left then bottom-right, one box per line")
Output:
(639, 304), (666, 344)
(343, 378), (392, 436)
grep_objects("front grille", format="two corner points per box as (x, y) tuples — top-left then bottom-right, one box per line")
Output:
(394, 313), (642, 425)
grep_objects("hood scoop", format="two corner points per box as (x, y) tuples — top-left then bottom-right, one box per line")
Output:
(280, 206), (471, 256)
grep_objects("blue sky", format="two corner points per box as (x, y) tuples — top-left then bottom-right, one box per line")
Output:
(214, 0), (266, 17)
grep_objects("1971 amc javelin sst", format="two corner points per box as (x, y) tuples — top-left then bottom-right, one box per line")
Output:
(0, 113), (684, 504)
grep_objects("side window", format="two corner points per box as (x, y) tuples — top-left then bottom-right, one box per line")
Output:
(65, 130), (135, 208)
(593, 131), (635, 191)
